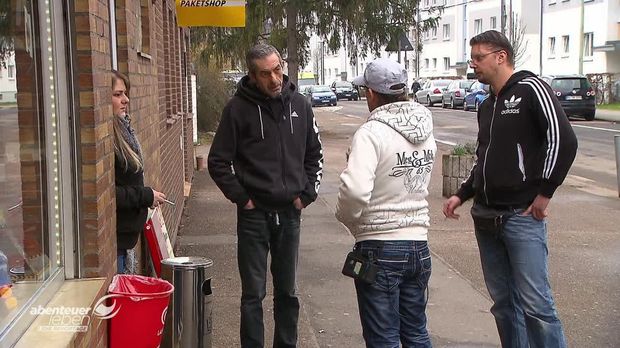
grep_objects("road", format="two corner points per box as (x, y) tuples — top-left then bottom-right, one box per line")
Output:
(315, 100), (620, 347)
(332, 100), (620, 197)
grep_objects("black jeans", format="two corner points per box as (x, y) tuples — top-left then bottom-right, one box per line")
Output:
(237, 207), (301, 348)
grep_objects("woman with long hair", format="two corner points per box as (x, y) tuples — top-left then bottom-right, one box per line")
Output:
(112, 70), (166, 273)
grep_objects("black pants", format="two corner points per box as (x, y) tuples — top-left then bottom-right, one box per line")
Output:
(237, 207), (301, 348)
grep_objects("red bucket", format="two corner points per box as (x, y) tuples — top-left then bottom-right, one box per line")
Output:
(107, 274), (174, 348)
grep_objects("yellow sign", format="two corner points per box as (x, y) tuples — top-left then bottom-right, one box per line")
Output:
(176, 0), (246, 27)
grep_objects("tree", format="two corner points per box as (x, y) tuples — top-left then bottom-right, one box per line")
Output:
(0, 0), (13, 68)
(191, 1), (441, 86)
(508, 13), (528, 68)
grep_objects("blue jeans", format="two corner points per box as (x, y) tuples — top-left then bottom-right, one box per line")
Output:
(237, 207), (301, 348)
(353, 240), (432, 348)
(474, 210), (566, 348)
(117, 250), (126, 274)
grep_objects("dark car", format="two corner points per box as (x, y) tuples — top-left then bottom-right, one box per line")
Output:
(442, 79), (475, 109)
(302, 85), (337, 107)
(541, 75), (596, 121)
(463, 81), (490, 111)
(330, 81), (359, 101)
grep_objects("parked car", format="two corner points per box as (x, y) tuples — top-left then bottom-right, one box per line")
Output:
(330, 80), (359, 101)
(302, 85), (337, 107)
(541, 75), (596, 121)
(414, 79), (452, 106)
(442, 80), (475, 109)
(463, 81), (490, 111)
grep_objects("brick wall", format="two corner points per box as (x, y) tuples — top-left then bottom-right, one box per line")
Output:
(67, 0), (192, 345)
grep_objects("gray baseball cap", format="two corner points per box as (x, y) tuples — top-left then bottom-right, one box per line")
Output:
(352, 58), (408, 95)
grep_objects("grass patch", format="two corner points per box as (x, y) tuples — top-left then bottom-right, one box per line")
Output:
(597, 103), (620, 111)
(197, 131), (215, 145)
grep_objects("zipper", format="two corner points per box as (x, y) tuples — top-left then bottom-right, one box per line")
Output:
(517, 143), (526, 181)
(482, 99), (497, 205)
(278, 112), (288, 194)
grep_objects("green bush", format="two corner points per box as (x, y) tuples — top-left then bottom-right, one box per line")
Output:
(195, 65), (238, 132)
(451, 143), (476, 156)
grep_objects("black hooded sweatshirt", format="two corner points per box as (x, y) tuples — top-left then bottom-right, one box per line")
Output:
(456, 71), (578, 207)
(208, 75), (323, 210)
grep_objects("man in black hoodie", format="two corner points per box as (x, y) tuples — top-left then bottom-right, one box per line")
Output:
(208, 44), (323, 348)
(443, 31), (577, 348)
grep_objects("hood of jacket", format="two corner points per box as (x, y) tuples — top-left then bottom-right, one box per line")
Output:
(368, 101), (433, 145)
(235, 74), (296, 108)
(492, 70), (537, 98)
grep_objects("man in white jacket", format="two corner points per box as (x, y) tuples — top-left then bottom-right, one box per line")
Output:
(336, 58), (436, 347)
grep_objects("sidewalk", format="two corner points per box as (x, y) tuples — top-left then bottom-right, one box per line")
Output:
(176, 111), (501, 347)
(595, 108), (620, 122)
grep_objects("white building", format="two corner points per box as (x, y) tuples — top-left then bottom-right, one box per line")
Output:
(542, 0), (620, 75)
(0, 53), (17, 103)
(306, 0), (618, 84)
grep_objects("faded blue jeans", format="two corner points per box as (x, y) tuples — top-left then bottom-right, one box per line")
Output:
(353, 240), (432, 348)
(237, 207), (301, 348)
(474, 205), (567, 348)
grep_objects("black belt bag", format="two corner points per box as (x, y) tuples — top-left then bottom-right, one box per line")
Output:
(471, 201), (523, 232)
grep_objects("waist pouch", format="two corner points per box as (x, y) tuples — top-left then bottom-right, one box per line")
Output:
(470, 201), (520, 232)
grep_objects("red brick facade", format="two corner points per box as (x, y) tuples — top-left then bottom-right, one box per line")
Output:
(70, 0), (192, 346)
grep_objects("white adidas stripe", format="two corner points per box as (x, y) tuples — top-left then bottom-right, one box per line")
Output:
(519, 77), (560, 179)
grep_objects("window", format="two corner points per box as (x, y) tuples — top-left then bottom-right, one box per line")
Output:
(335, 68), (339, 78)
(137, 0), (151, 55)
(424, 30), (430, 40)
(405, 59), (409, 70)
(0, 0), (71, 343)
(424, 0), (429, 7)
(432, 27), (437, 39)
(432, 58), (437, 69)
(328, 68), (331, 78)
(443, 57), (451, 71)
(443, 24), (450, 40)
(548, 0), (556, 4)
(562, 35), (570, 55)
(549, 37), (556, 56)
(424, 59), (429, 69)
(490, 16), (497, 29)
(474, 19), (483, 34)
(583, 32), (593, 57)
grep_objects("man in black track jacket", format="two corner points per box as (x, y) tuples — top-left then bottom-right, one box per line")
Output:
(208, 43), (323, 348)
(443, 31), (577, 348)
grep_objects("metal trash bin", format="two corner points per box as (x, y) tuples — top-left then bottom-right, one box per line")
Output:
(161, 257), (214, 348)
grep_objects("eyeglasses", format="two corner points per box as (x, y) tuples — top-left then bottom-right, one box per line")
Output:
(467, 49), (504, 65)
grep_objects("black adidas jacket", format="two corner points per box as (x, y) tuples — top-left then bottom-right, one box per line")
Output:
(456, 71), (578, 206)
(208, 75), (323, 210)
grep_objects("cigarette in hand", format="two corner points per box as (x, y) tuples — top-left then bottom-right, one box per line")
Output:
(163, 198), (175, 206)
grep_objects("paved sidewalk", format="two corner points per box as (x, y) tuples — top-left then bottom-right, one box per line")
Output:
(176, 109), (502, 347)
(595, 108), (620, 122)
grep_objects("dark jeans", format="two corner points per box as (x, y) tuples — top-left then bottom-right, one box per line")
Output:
(354, 240), (432, 348)
(237, 207), (301, 348)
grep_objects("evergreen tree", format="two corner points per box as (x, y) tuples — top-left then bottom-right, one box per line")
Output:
(191, 1), (441, 85)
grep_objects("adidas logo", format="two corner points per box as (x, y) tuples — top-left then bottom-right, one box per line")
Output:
(291, 111), (299, 118)
(504, 95), (521, 109)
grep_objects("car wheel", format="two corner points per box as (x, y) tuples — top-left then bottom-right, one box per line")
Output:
(427, 96), (433, 107)
(584, 111), (595, 121)
(450, 98), (455, 109)
(354, 96), (359, 101)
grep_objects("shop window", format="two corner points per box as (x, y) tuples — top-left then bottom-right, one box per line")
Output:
(137, 0), (151, 56)
(0, 0), (69, 343)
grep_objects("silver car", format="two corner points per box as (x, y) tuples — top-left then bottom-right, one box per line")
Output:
(414, 79), (452, 107)
(441, 80), (475, 109)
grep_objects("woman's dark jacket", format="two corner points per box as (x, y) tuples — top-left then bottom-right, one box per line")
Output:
(115, 156), (153, 250)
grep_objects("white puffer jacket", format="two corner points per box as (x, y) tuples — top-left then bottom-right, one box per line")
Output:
(335, 101), (436, 242)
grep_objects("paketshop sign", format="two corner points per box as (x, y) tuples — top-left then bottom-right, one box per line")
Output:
(176, 0), (246, 27)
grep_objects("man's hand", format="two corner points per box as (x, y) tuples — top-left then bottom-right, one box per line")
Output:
(522, 194), (550, 220)
(293, 197), (304, 210)
(243, 199), (255, 210)
(443, 196), (462, 219)
(151, 189), (167, 208)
